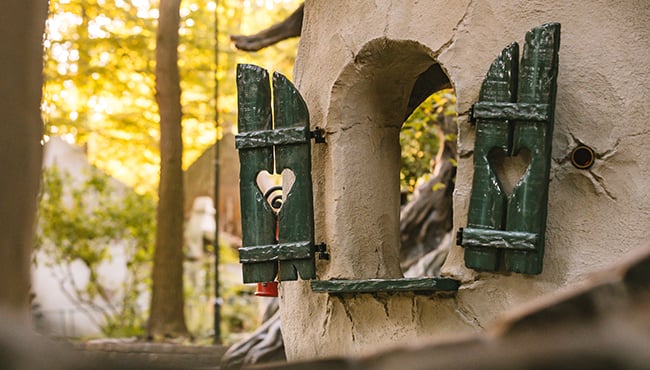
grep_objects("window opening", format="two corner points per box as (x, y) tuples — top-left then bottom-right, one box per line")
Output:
(309, 57), (461, 293)
(399, 87), (457, 278)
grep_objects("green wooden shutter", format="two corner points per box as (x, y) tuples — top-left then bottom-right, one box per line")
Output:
(273, 72), (316, 281)
(235, 64), (316, 283)
(459, 23), (561, 275)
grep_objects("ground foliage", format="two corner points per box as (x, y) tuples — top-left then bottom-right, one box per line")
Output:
(35, 166), (156, 336)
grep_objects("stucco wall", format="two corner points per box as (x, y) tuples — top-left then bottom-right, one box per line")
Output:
(280, 0), (650, 360)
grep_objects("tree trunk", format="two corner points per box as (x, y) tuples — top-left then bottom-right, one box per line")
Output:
(148, 0), (189, 339)
(399, 114), (457, 274)
(0, 0), (48, 323)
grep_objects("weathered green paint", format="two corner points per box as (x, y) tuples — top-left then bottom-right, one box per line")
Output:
(310, 278), (460, 294)
(504, 23), (561, 274)
(236, 64), (315, 283)
(461, 23), (560, 275)
(472, 102), (550, 122)
(273, 72), (316, 281)
(239, 241), (312, 263)
(234, 126), (310, 149)
(460, 227), (537, 251)
(237, 64), (277, 283)
(463, 42), (519, 272)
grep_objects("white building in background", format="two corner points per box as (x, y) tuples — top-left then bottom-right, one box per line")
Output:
(185, 196), (216, 261)
(32, 137), (144, 337)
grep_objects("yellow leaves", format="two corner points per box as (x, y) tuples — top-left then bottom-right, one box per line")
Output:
(42, 0), (302, 195)
(432, 182), (446, 192)
(215, 125), (224, 141)
(400, 89), (457, 194)
(432, 94), (449, 115)
(134, 96), (152, 109)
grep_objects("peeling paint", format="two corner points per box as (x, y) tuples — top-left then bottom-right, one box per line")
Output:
(435, 0), (474, 58)
(336, 296), (357, 342)
(321, 295), (332, 338)
(454, 298), (484, 330)
(372, 294), (390, 318)
(411, 296), (419, 324)
(587, 170), (617, 201)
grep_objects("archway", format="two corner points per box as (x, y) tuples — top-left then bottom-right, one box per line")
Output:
(323, 39), (455, 279)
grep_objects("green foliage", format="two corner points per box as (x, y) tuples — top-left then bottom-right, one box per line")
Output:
(400, 89), (457, 193)
(218, 281), (259, 344)
(41, 0), (300, 341)
(43, 0), (159, 193)
(184, 241), (260, 343)
(35, 165), (156, 337)
(43, 0), (302, 194)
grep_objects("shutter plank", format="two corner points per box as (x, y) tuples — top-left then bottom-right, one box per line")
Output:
(504, 23), (561, 274)
(463, 43), (519, 271)
(236, 64), (278, 283)
(272, 72), (316, 281)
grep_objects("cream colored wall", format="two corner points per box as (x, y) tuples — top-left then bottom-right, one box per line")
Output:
(279, 0), (650, 361)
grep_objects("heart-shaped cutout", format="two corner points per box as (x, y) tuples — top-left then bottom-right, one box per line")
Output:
(487, 148), (531, 195)
(256, 169), (296, 210)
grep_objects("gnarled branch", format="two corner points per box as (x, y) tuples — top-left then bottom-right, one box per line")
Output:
(230, 4), (304, 51)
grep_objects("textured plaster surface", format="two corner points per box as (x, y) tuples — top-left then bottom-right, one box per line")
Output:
(281, 0), (650, 361)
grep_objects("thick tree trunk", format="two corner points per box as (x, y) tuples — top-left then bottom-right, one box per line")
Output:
(148, 0), (189, 339)
(0, 0), (48, 323)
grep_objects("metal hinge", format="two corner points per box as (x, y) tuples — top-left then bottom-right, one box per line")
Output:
(315, 242), (330, 260)
(310, 127), (326, 144)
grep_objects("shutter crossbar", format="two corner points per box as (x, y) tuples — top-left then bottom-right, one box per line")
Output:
(235, 126), (309, 149)
(471, 102), (550, 123)
(239, 241), (313, 263)
(459, 228), (538, 251)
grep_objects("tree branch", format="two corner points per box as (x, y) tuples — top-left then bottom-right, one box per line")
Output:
(230, 3), (304, 51)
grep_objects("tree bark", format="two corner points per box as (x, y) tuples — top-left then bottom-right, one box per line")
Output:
(220, 302), (285, 369)
(399, 114), (457, 273)
(230, 3), (303, 52)
(0, 0), (48, 323)
(148, 0), (189, 339)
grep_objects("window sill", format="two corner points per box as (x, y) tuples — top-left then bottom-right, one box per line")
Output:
(310, 277), (460, 294)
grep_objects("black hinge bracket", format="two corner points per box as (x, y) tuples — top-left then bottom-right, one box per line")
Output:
(315, 242), (330, 260)
(310, 127), (326, 144)
(468, 105), (477, 125)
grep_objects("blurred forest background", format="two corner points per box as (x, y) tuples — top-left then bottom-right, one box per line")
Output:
(36, 0), (302, 344)
(42, 0), (300, 194)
